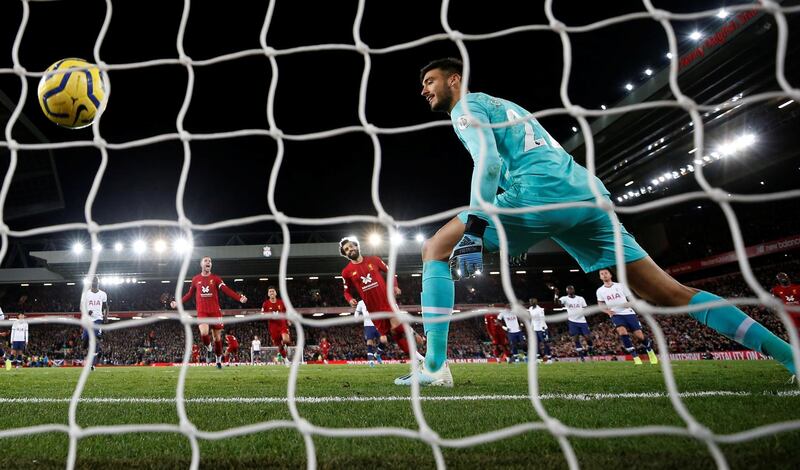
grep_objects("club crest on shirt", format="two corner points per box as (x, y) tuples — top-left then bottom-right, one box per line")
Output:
(457, 116), (470, 130)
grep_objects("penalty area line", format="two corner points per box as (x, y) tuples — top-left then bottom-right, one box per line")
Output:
(1, 390), (799, 404)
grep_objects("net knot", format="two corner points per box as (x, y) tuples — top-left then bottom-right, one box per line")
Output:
(68, 425), (82, 439)
(295, 418), (314, 434)
(419, 428), (440, 444)
(448, 30), (464, 42)
(93, 136), (108, 148)
(707, 188), (729, 202)
(178, 216), (192, 230)
(595, 197), (614, 212)
(630, 298), (651, 314)
(180, 420), (197, 435)
(687, 422), (712, 440)
(566, 105), (585, 117)
(178, 54), (192, 66)
(273, 211), (290, 225)
(549, 20), (567, 33)
(758, 292), (781, 308)
(87, 221), (100, 234)
(648, 9), (670, 21)
(377, 213), (395, 226)
(0, 222), (9, 235)
(6, 139), (20, 151)
(178, 130), (192, 142)
(355, 41), (370, 54)
(677, 96), (696, 110)
(363, 124), (379, 135)
(13, 65), (25, 76)
(262, 46), (277, 57)
(545, 417), (568, 437)
(269, 128), (284, 139)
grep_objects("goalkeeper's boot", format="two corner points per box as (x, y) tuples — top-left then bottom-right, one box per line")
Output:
(5, 359), (11, 371)
(633, 356), (643, 365)
(375, 353), (383, 364)
(647, 350), (659, 365)
(394, 362), (453, 387)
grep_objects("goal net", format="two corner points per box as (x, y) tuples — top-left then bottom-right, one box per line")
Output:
(0, 0), (799, 469)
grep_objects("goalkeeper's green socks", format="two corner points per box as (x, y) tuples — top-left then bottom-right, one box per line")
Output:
(422, 260), (453, 373)
(689, 291), (796, 374)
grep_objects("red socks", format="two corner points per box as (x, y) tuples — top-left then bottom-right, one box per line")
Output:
(391, 325), (410, 355)
(213, 339), (223, 356)
(201, 334), (211, 347)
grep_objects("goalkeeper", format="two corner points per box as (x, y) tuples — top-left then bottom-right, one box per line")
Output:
(396, 57), (796, 387)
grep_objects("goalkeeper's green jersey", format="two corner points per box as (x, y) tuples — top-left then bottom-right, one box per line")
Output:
(449, 92), (610, 208)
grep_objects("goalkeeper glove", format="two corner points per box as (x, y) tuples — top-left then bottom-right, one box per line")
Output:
(449, 215), (488, 281)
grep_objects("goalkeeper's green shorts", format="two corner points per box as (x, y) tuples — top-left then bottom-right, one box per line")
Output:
(457, 193), (648, 274)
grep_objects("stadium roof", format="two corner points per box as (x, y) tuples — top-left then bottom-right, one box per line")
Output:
(563, 8), (800, 206)
(23, 238), (564, 283)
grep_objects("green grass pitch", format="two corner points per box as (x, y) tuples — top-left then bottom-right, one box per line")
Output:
(0, 361), (798, 469)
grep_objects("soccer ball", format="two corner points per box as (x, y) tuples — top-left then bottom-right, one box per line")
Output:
(37, 58), (106, 129)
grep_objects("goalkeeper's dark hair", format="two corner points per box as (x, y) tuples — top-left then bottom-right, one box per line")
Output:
(267, 285), (277, 292)
(420, 57), (463, 82)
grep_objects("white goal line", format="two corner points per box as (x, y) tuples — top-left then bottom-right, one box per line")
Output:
(2, 390), (798, 405)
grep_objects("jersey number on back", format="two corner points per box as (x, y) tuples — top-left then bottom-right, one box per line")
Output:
(506, 109), (563, 151)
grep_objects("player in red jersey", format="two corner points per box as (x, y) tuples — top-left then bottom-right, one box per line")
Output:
(171, 256), (247, 369)
(224, 334), (239, 363)
(191, 343), (200, 363)
(319, 336), (331, 363)
(261, 286), (292, 365)
(483, 312), (509, 361)
(339, 237), (425, 362)
(772, 272), (800, 328)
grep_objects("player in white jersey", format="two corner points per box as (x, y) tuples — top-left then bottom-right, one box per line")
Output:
(556, 285), (595, 362)
(9, 313), (28, 369)
(498, 308), (526, 363)
(0, 307), (8, 370)
(251, 336), (262, 365)
(353, 300), (388, 366)
(80, 276), (108, 370)
(528, 298), (552, 364)
(596, 269), (658, 365)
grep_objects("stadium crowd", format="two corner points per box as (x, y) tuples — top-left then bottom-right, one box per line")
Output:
(1, 259), (797, 366)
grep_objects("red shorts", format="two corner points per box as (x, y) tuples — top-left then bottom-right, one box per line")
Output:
(373, 318), (391, 336)
(198, 311), (224, 330)
(227, 345), (239, 354)
(269, 320), (290, 344)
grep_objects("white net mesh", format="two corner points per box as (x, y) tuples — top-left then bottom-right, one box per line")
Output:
(1, 0), (799, 469)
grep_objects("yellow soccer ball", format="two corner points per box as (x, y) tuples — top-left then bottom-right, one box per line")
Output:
(37, 58), (106, 129)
